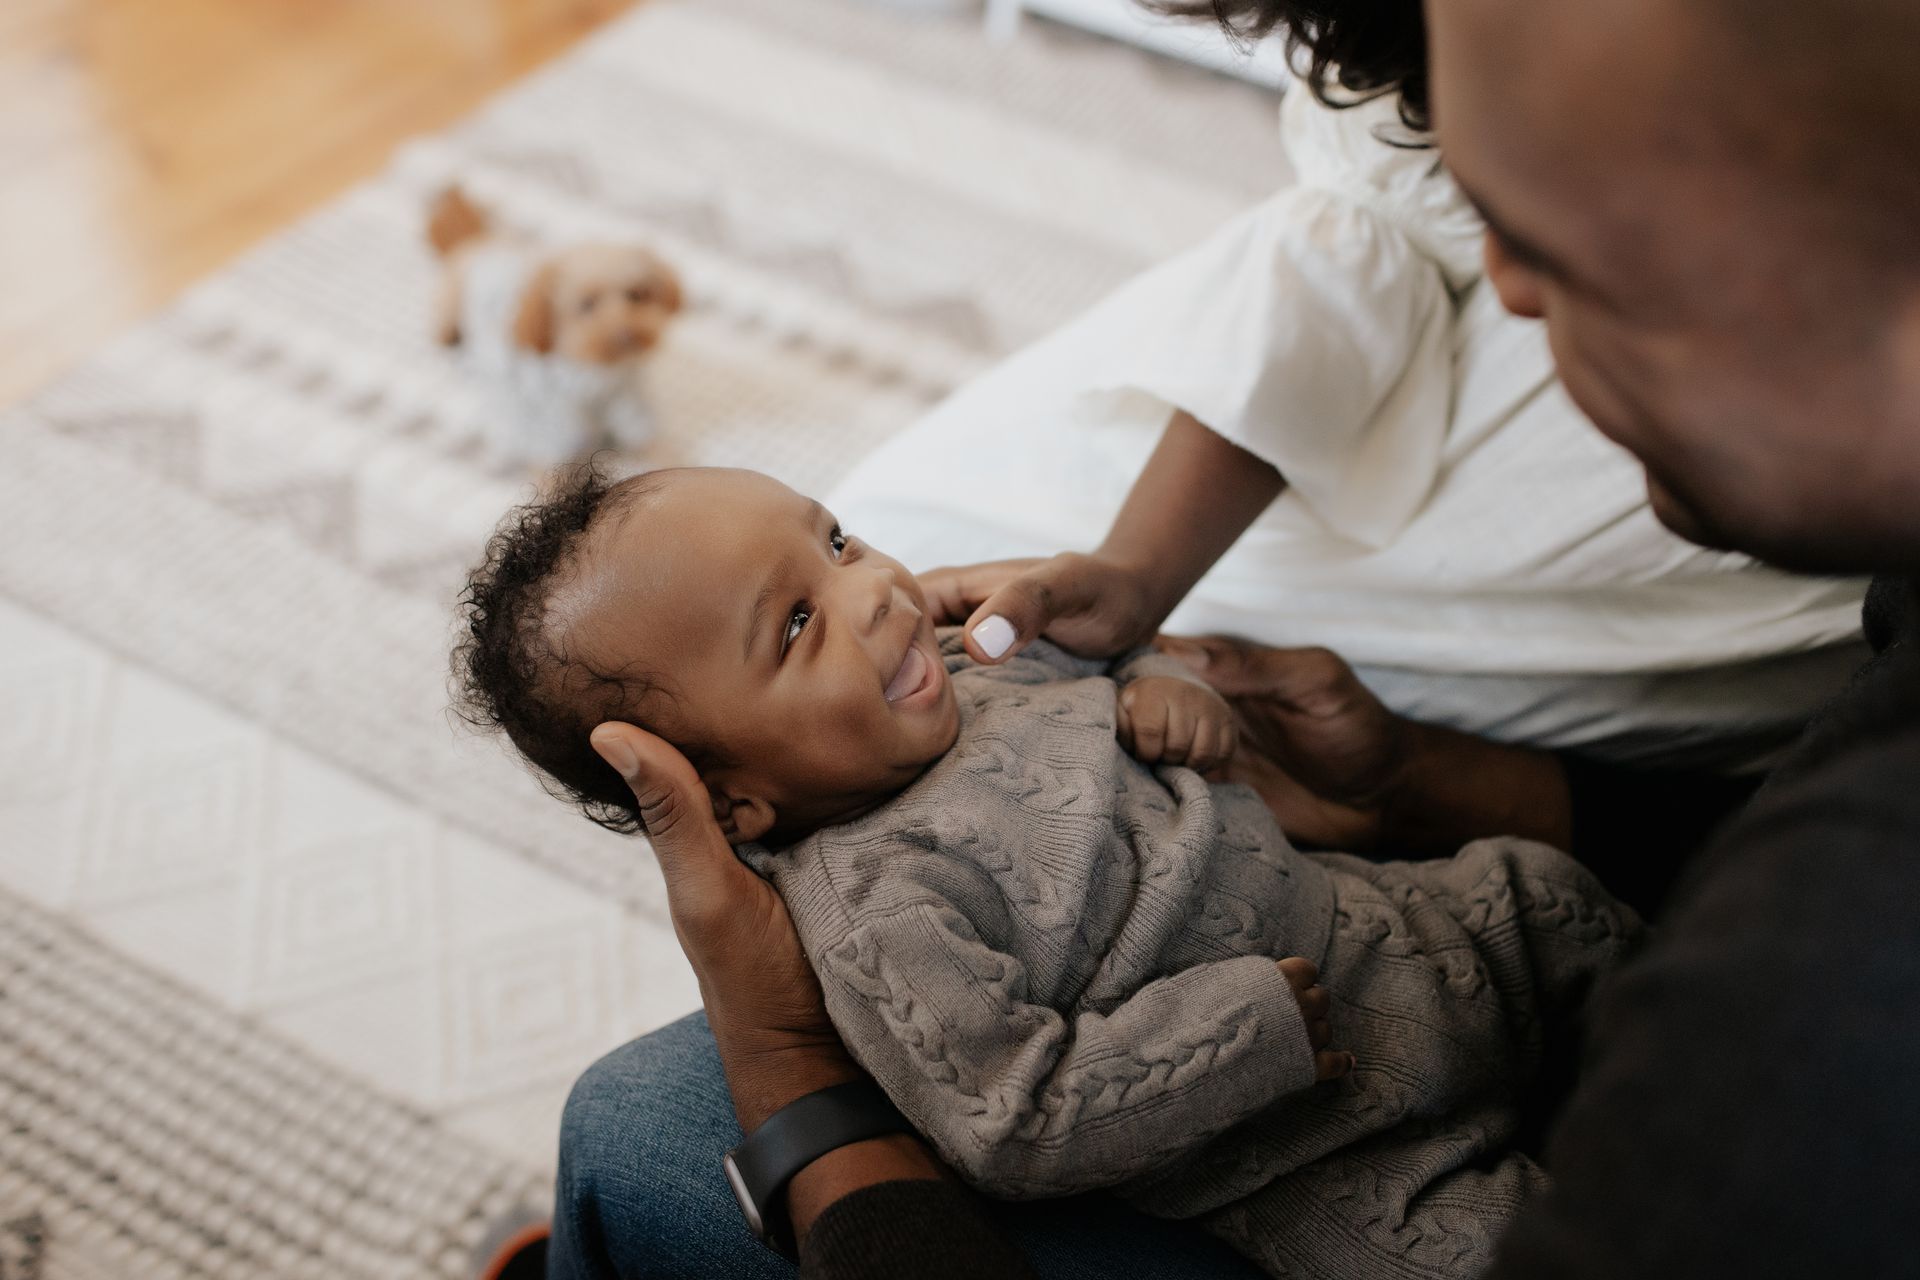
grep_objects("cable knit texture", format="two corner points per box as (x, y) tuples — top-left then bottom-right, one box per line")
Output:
(744, 630), (1643, 1278)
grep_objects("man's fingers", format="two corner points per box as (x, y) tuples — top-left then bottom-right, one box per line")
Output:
(1158, 635), (1355, 705)
(1298, 985), (1331, 1022)
(1154, 634), (1234, 680)
(592, 721), (744, 923)
(594, 723), (690, 825)
(1309, 1018), (1332, 1050)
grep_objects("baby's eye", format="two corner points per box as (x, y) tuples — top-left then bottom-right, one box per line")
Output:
(626, 284), (652, 305)
(783, 604), (812, 652)
(829, 525), (847, 558)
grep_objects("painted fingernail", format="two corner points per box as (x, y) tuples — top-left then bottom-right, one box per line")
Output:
(973, 614), (1016, 660)
(593, 733), (639, 779)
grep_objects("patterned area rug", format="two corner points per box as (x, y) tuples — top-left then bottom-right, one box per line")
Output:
(0, 1), (1281, 1273)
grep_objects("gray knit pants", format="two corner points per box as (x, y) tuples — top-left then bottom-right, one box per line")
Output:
(1181, 839), (1644, 1279)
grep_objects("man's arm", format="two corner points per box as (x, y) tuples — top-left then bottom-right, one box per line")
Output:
(801, 1180), (1039, 1280)
(1161, 634), (1762, 915)
(1556, 753), (1763, 916)
(1488, 731), (1920, 1278)
(589, 723), (1009, 1274)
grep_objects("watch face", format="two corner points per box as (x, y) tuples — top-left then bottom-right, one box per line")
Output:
(722, 1150), (766, 1239)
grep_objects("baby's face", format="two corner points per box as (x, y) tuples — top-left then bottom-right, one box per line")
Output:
(561, 469), (961, 844)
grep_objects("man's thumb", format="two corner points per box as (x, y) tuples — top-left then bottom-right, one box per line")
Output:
(1158, 635), (1266, 691)
(1158, 637), (1352, 704)
(592, 722), (701, 839)
(1155, 635), (1215, 673)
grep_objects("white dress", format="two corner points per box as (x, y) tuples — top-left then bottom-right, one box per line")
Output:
(828, 90), (1866, 770)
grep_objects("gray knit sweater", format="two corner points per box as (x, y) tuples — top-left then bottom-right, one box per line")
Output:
(745, 631), (1641, 1278)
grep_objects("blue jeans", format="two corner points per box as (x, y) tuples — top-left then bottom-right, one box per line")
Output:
(548, 1011), (1265, 1279)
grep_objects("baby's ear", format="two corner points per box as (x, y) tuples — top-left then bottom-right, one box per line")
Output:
(511, 263), (558, 354)
(708, 783), (776, 847)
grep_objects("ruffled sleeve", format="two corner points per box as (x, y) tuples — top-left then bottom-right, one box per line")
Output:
(1061, 91), (1481, 548)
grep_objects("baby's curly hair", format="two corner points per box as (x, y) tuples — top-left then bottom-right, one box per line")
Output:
(1148, 0), (1429, 133)
(451, 465), (718, 835)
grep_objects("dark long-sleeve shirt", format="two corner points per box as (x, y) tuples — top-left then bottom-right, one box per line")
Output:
(1484, 575), (1920, 1278)
(800, 578), (1918, 1280)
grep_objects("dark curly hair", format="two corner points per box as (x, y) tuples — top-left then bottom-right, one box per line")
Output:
(451, 465), (718, 835)
(1147, 0), (1429, 133)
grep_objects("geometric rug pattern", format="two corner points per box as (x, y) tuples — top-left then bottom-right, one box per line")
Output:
(0, 1), (1281, 1271)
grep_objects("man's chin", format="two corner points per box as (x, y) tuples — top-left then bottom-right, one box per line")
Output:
(1648, 476), (1900, 575)
(1645, 478), (1735, 552)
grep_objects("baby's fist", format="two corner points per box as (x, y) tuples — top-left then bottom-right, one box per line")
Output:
(1279, 957), (1355, 1083)
(1117, 676), (1237, 772)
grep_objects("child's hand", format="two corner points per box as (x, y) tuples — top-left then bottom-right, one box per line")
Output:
(1116, 676), (1238, 772)
(1280, 957), (1356, 1082)
(920, 551), (1159, 665)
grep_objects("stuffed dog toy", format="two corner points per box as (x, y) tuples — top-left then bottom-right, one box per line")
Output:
(429, 187), (682, 466)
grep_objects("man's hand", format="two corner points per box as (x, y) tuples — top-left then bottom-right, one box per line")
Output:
(1157, 635), (1572, 854)
(1157, 636), (1414, 849)
(591, 722), (859, 1129)
(919, 552), (1161, 666)
(592, 723), (951, 1243)
(1116, 676), (1238, 773)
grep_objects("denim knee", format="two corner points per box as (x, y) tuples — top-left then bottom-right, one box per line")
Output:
(550, 1011), (792, 1279)
(547, 1013), (1255, 1280)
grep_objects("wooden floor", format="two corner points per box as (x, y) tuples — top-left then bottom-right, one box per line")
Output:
(0, 0), (639, 408)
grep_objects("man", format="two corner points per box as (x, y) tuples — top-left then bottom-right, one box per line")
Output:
(1429, 2), (1920, 1273)
(550, 1), (1920, 1275)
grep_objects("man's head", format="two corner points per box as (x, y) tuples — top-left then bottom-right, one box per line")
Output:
(455, 467), (961, 846)
(1428, 0), (1920, 572)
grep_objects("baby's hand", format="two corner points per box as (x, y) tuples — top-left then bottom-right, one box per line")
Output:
(1279, 957), (1355, 1083)
(1117, 676), (1238, 772)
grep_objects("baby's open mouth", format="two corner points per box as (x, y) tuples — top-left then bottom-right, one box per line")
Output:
(883, 641), (933, 704)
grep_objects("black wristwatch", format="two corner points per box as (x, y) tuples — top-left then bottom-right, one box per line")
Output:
(723, 1080), (914, 1259)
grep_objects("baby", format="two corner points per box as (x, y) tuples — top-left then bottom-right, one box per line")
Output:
(454, 465), (1642, 1280)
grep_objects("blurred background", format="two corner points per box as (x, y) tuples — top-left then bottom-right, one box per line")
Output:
(0, 1), (1283, 1275)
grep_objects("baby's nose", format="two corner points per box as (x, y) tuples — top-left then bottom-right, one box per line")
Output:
(859, 566), (912, 634)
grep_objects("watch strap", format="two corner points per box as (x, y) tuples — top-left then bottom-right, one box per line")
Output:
(725, 1080), (913, 1257)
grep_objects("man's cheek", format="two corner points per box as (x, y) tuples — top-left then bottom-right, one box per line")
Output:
(1549, 323), (1668, 460)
